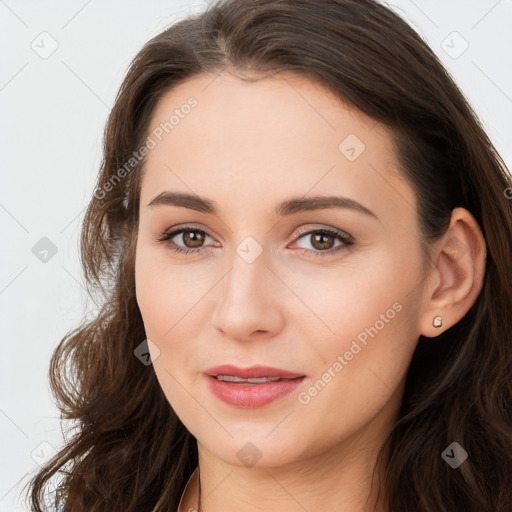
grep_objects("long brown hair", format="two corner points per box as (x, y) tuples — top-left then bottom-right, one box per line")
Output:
(24, 0), (512, 510)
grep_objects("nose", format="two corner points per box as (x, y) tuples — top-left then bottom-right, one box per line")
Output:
(212, 248), (285, 342)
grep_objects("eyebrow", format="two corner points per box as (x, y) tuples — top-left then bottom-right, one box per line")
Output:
(147, 191), (379, 220)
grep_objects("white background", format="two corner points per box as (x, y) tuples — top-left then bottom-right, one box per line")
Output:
(1, 0), (511, 509)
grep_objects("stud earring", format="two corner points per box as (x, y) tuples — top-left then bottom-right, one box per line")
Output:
(432, 316), (443, 328)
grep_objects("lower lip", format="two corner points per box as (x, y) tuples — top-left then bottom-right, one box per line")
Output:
(206, 375), (306, 408)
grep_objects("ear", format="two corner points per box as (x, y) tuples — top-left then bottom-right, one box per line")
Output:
(419, 207), (487, 338)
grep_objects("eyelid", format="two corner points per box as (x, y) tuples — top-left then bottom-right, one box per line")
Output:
(155, 223), (217, 246)
(291, 224), (353, 243)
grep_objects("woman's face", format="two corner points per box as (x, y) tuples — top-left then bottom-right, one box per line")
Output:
(135, 71), (427, 468)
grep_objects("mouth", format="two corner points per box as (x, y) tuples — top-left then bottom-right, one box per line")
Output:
(205, 364), (306, 380)
(204, 365), (307, 408)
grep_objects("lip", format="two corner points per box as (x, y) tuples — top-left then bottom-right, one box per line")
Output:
(204, 365), (307, 408)
(205, 364), (305, 379)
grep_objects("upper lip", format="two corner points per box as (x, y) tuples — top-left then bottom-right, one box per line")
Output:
(205, 364), (306, 379)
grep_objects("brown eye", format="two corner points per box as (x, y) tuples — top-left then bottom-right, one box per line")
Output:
(181, 230), (206, 248)
(293, 227), (353, 257)
(309, 232), (336, 251)
(156, 227), (214, 254)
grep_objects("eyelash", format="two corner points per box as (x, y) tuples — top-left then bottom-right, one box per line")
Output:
(155, 225), (354, 258)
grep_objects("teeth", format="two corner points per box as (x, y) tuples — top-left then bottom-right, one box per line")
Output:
(216, 375), (282, 383)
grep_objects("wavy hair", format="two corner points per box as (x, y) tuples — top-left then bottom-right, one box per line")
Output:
(24, 0), (512, 510)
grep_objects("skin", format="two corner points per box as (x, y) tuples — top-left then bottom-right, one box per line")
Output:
(134, 70), (486, 511)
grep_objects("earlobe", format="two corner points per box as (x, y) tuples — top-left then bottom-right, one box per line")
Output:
(419, 207), (487, 339)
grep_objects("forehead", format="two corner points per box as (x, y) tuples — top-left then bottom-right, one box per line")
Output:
(139, 71), (416, 225)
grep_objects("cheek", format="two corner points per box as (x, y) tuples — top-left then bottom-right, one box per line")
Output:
(286, 249), (411, 350)
(291, 248), (420, 385)
(134, 247), (207, 429)
(134, 244), (212, 340)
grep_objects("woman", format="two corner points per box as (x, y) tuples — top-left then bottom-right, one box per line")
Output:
(25, 0), (512, 510)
